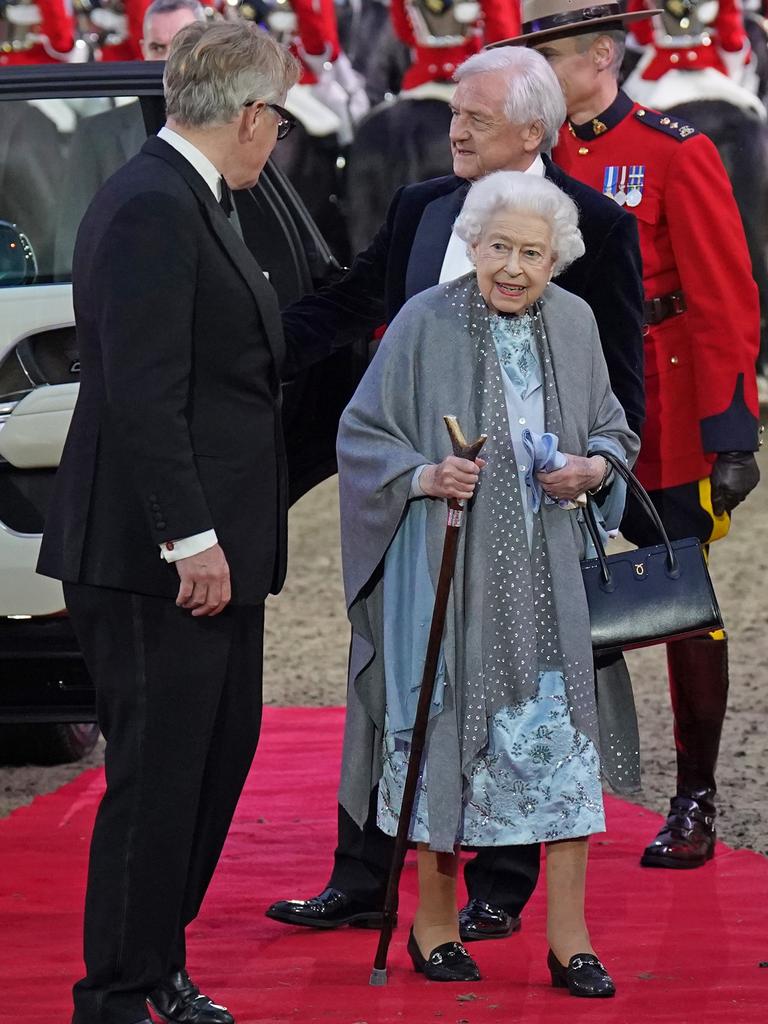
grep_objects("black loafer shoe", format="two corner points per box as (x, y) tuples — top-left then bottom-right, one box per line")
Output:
(407, 928), (482, 982)
(265, 886), (386, 930)
(640, 794), (716, 869)
(458, 899), (521, 942)
(148, 970), (234, 1024)
(548, 951), (615, 998)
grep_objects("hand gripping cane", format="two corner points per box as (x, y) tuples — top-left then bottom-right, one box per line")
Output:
(370, 415), (487, 985)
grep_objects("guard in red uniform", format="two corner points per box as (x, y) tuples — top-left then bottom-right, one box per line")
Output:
(391, 0), (521, 90)
(0, 0), (86, 65)
(491, 0), (761, 869)
(97, 0), (215, 62)
(627, 0), (750, 81)
(622, 0), (763, 114)
(261, 0), (368, 140)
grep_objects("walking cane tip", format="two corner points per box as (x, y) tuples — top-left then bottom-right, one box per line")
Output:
(369, 967), (388, 986)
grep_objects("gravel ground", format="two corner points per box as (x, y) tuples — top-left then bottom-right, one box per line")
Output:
(2, 446), (766, 857)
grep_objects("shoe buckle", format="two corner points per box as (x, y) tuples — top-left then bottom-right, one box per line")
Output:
(571, 957), (585, 970)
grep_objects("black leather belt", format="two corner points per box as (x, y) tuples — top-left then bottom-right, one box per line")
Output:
(643, 290), (687, 325)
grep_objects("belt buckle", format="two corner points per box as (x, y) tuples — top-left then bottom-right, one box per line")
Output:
(651, 296), (664, 323)
(670, 292), (685, 316)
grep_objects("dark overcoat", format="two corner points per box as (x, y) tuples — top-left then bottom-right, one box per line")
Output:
(283, 155), (646, 436)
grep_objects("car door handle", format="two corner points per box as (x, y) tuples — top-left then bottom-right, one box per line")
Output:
(0, 383), (79, 468)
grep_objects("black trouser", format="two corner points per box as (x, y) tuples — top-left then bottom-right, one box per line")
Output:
(622, 478), (730, 800)
(328, 790), (541, 917)
(65, 584), (264, 1024)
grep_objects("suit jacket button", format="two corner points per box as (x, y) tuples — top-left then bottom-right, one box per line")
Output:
(149, 494), (158, 502)
(152, 503), (161, 511)
(156, 521), (167, 530)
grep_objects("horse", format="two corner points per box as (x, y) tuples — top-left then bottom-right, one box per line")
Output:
(343, 93), (453, 252)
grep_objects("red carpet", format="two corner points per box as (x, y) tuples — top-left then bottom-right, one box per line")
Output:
(1, 707), (766, 1024)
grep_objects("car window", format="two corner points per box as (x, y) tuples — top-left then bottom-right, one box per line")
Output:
(54, 97), (147, 280)
(0, 91), (327, 303)
(0, 95), (146, 286)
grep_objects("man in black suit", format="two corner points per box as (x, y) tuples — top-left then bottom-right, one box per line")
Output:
(37, 22), (301, 1024)
(269, 44), (645, 942)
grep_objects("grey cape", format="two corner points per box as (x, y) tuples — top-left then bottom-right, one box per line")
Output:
(336, 276), (640, 851)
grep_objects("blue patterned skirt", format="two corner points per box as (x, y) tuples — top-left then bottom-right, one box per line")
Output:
(377, 671), (605, 846)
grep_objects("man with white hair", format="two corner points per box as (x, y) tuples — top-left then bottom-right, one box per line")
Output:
(38, 22), (301, 1024)
(270, 44), (645, 943)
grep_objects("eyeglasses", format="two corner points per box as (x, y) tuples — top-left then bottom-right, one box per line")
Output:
(243, 100), (296, 140)
(267, 102), (296, 139)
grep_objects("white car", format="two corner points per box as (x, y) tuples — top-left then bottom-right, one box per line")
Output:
(0, 61), (365, 763)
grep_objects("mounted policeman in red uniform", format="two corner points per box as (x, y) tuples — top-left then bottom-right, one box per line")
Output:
(490, 0), (761, 870)
(0, 0), (87, 65)
(391, 0), (521, 94)
(623, 0), (764, 116)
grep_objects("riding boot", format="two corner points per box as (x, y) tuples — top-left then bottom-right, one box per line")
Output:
(641, 635), (729, 868)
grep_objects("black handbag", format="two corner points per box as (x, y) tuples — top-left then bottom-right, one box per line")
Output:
(580, 451), (723, 654)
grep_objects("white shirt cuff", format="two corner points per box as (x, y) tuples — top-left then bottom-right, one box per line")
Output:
(410, 464), (430, 498)
(159, 529), (218, 563)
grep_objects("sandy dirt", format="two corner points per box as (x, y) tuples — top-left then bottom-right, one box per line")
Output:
(2, 446), (766, 857)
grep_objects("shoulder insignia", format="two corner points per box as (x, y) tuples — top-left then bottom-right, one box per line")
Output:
(634, 108), (698, 142)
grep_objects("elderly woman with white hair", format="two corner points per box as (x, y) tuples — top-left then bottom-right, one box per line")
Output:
(336, 171), (639, 993)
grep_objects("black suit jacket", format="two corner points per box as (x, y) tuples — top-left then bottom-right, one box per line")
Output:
(283, 157), (645, 435)
(38, 137), (290, 606)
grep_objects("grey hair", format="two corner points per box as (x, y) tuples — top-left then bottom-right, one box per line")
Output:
(575, 28), (627, 77)
(144, 0), (207, 36)
(453, 47), (566, 152)
(454, 171), (585, 274)
(164, 22), (300, 128)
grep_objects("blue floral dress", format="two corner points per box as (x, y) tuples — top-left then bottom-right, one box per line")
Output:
(377, 312), (607, 846)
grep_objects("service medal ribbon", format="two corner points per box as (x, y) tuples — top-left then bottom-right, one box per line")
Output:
(626, 164), (645, 208)
(602, 165), (619, 199)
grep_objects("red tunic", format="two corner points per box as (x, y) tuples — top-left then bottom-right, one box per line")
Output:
(553, 95), (760, 491)
(391, 0), (521, 89)
(98, 0), (146, 61)
(0, 0), (75, 65)
(291, 0), (341, 84)
(627, 0), (748, 80)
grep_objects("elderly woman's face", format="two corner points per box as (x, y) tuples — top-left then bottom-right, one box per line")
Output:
(471, 210), (555, 315)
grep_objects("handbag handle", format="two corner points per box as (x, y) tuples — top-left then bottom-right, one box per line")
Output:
(583, 450), (680, 586)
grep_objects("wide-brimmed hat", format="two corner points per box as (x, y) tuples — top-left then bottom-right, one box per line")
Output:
(486, 1), (663, 49)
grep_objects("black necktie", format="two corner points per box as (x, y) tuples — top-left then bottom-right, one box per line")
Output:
(219, 177), (233, 217)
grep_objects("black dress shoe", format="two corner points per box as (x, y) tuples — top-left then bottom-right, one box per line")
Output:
(547, 950), (615, 998)
(640, 792), (716, 869)
(265, 886), (386, 930)
(147, 970), (234, 1024)
(458, 899), (521, 942)
(407, 928), (482, 982)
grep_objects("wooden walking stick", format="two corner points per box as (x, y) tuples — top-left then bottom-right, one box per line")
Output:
(369, 415), (487, 986)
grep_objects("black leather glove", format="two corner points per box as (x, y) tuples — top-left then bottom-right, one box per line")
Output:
(710, 451), (760, 516)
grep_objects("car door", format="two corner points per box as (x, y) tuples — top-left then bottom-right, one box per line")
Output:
(0, 62), (366, 617)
